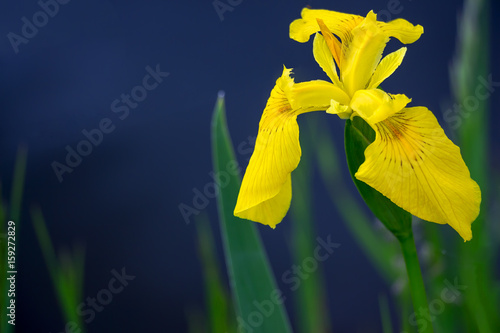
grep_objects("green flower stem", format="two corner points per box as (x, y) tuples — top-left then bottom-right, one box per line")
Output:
(398, 231), (434, 333)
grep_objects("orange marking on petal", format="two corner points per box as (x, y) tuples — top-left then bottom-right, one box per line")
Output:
(316, 18), (342, 69)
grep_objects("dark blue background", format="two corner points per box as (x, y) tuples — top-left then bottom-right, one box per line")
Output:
(1, 0), (498, 332)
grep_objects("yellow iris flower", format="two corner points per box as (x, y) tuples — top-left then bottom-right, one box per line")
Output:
(234, 8), (481, 241)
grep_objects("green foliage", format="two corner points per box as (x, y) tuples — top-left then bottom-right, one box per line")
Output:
(289, 119), (331, 333)
(379, 293), (394, 333)
(211, 92), (292, 332)
(195, 214), (235, 333)
(449, 0), (500, 331)
(31, 207), (86, 332)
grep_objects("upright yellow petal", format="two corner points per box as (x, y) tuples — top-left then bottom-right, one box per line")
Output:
(368, 47), (407, 89)
(234, 67), (343, 227)
(290, 7), (363, 43)
(341, 11), (389, 96)
(313, 33), (342, 86)
(355, 107), (481, 241)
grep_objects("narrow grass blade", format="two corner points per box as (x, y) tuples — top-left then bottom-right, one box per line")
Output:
(289, 119), (331, 333)
(195, 213), (235, 333)
(31, 206), (86, 332)
(379, 293), (394, 333)
(211, 91), (292, 333)
(397, 287), (412, 333)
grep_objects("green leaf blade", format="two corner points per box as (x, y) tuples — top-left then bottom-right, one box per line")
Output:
(195, 214), (235, 333)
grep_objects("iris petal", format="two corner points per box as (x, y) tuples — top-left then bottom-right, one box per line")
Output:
(377, 18), (424, 44)
(313, 33), (341, 86)
(355, 107), (481, 241)
(290, 8), (423, 46)
(234, 67), (344, 227)
(290, 7), (363, 43)
(369, 47), (407, 89)
(341, 11), (389, 96)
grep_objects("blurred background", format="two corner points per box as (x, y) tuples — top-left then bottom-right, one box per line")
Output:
(0, 0), (498, 332)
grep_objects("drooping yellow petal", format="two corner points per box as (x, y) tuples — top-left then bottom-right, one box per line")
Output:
(313, 33), (341, 86)
(377, 18), (424, 44)
(350, 89), (411, 125)
(290, 7), (363, 43)
(355, 107), (481, 241)
(368, 47), (407, 89)
(341, 11), (389, 96)
(234, 67), (346, 227)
